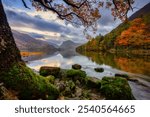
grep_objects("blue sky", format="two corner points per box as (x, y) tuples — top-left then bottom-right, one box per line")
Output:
(2, 0), (150, 44)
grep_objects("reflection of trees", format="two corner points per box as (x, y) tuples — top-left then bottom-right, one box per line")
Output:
(78, 51), (150, 76)
(79, 51), (118, 69)
(115, 57), (150, 76)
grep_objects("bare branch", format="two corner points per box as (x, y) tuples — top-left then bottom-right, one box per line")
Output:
(21, 0), (30, 9)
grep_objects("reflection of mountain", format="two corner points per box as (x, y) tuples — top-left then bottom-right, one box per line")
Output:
(77, 3), (150, 55)
(59, 40), (81, 58)
(13, 30), (57, 52)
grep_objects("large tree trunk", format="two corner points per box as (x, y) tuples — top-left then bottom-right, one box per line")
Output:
(0, 0), (22, 71)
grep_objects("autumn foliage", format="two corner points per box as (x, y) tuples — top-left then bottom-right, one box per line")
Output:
(20, 0), (134, 34)
(115, 18), (150, 48)
(77, 11), (150, 53)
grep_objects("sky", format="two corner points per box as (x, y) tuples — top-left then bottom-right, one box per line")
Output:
(2, 0), (150, 44)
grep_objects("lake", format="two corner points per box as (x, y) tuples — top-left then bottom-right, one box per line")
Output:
(25, 51), (150, 100)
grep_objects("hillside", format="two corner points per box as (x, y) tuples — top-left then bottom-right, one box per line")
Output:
(129, 3), (150, 20)
(58, 40), (81, 58)
(60, 40), (80, 50)
(12, 30), (57, 52)
(77, 3), (150, 55)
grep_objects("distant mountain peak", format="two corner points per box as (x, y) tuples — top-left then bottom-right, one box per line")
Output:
(60, 40), (80, 48)
(129, 2), (150, 20)
(12, 30), (57, 52)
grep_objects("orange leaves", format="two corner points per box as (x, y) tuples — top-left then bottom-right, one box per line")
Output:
(91, 8), (101, 18)
(115, 18), (150, 47)
(31, 0), (134, 35)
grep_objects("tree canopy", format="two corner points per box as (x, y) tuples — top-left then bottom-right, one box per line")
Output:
(22, 0), (134, 33)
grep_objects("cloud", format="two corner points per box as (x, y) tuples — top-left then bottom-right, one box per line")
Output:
(4, 4), (119, 42)
(5, 9), (70, 34)
(4, 0), (149, 43)
(4, 7), (87, 43)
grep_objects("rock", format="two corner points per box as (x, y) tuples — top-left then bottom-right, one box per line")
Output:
(55, 81), (66, 92)
(46, 75), (55, 84)
(0, 82), (18, 100)
(94, 68), (104, 73)
(86, 77), (101, 89)
(75, 87), (82, 97)
(67, 80), (75, 91)
(39, 66), (60, 77)
(72, 64), (82, 70)
(58, 96), (65, 100)
(115, 73), (129, 79)
(63, 87), (72, 96)
(89, 93), (102, 100)
(59, 80), (76, 97)
(100, 77), (135, 100)
(66, 69), (86, 79)
(128, 78), (139, 82)
(59, 84), (66, 92)
(75, 80), (81, 86)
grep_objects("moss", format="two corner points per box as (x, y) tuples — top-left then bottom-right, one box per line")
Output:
(61, 80), (76, 97)
(85, 77), (101, 89)
(40, 69), (48, 77)
(82, 90), (90, 99)
(39, 67), (60, 77)
(68, 80), (75, 90)
(66, 69), (86, 79)
(100, 77), (134, 100)
(0, 63), (59, 99)
(46, 75), (55, 84)
(115, 74), (129, 79)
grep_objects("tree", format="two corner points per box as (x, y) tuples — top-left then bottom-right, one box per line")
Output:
(0, 0), (134, 99)
(0, 0), (22, 71)
(26, 0), (134, 32)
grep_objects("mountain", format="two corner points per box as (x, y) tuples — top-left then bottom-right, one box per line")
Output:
(12, 30), (57, 52)
(59, 40), (81, 58)
(129, 3), (150, 20)
(60, 40), (80, 49)
(77, 3), (150, 55)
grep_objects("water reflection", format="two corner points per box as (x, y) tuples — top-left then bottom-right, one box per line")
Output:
(26, 51), (150, 99)
(79, 51), (150, 77)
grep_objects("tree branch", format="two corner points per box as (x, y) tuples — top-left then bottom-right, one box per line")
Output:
(21, 0), (30, 9)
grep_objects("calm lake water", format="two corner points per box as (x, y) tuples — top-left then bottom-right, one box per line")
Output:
(25, 51), (150, 100)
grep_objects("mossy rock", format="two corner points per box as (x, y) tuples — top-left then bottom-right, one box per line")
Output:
(72, 64), (82, 70)
(100, 77), (135, 100)
(85, 77), (101, 89)
(0, 63), (59, 99)
(115, 73), (129, 79)
(94, 68), (104, 73)
(46, 75), (55, 84)
(66, 69), (86, 79)
(62, 81), (75, 97)
(40, 66), (60, 77)
(68, 80), (75, 91)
